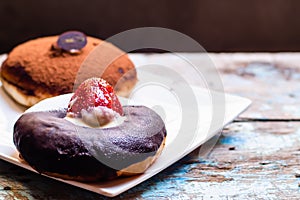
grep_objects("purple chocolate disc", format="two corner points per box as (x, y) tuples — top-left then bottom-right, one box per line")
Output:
(57, 31), (87, 52)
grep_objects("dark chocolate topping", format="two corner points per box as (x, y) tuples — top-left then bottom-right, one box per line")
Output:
(57, 31), (87, 53)
(13, 106), (166, 180)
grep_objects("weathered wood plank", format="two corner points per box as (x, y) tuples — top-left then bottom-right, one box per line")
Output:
(210, 53), (300, 119)
(219, 62), (300, 119)
(0, 122), (299, 199)
(0, 161), (104, 199)
(124, 122), (300, 199)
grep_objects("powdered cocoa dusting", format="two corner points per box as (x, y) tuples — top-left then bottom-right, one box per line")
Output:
(1, 35), (136, 97)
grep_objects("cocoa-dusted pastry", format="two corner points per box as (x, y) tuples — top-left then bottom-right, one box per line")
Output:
(1, 31), (137, 107)
(13, 78), (166, 182)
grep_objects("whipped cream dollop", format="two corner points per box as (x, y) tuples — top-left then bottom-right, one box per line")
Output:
(65, 106), (125, 128)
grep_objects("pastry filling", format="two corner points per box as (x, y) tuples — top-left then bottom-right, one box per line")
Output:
(65, 106), (125, 128)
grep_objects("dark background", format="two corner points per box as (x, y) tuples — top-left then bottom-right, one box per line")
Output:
(1, 0), (300, 53)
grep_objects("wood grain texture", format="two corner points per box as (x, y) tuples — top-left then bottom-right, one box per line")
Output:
(213, 53), (300, 120)
(1, 53), (300, 199)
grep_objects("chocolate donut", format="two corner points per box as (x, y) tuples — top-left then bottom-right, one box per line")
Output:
(13, 106), (166, 182)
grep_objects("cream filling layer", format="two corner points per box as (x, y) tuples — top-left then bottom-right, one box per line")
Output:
(117, 137), (166, 176)
(1, 78), (52, 107)
(65, 106), (125, 128)
(65, 115), (125, 128)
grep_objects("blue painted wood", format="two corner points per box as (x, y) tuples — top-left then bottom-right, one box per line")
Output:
(1, 120), (300, 199)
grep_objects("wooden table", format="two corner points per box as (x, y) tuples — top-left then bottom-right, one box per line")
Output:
(1, 53), (300, 199)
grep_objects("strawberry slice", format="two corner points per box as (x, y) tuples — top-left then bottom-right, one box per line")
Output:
(67, 78), (123, 116)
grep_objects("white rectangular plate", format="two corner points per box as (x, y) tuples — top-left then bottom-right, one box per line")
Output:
(0, 54), (251, 197)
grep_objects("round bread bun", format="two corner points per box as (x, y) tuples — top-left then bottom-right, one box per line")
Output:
(0, 35), (137, 107)
(14, 106), (166, 182)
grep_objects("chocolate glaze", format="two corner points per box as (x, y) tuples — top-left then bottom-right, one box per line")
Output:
(13, 106), (166, 181)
